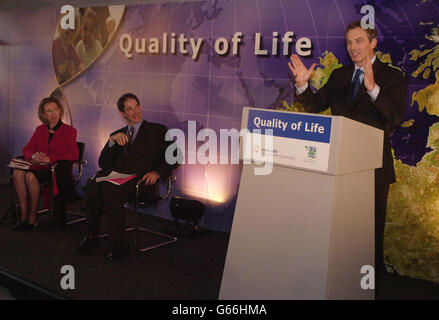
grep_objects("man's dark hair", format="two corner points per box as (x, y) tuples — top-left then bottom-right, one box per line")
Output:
(117, 93), (140, 112)
(345, 20), (378, 42)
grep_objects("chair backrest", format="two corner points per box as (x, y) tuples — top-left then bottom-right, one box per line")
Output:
(72, 142), (86, 184)
(77, 142), (85, 162)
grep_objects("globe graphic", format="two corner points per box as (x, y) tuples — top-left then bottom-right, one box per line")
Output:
(68, 0), (439, 282)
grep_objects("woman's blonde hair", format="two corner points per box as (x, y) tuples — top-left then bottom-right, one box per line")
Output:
(38, 97), (64, 124)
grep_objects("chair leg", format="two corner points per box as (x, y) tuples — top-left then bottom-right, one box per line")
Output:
(65, 210), (87, 226)
(0, 206), (17, 224)
(2, 169), (18, 224)
(135, 226), (178, 252)
(98, 201), (178, 252)
(38, 199), (87, 226)
(133, 199), (177, 252)
(98, 227), (134, 239)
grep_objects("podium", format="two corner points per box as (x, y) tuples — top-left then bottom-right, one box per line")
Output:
(219, 107), (383, 300)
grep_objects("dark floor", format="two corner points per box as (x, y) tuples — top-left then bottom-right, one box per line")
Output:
(1, 183), (439, 300)
(0, 211), (229, 299)
(0, 183), (229, 299)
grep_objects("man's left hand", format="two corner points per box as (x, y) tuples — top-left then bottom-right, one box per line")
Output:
(141, 171), (160, 185)
(363, 59), (375, 92)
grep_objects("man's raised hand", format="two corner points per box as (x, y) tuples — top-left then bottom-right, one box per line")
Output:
(363, 59), (376, 92)
(288, 54), (316, 88)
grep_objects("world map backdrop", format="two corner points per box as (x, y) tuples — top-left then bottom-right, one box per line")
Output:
(0, 0), (438, 283)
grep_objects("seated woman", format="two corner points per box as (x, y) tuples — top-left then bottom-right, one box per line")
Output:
(13, 97), (79, 230)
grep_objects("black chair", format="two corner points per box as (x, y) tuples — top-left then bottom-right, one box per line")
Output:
(1, 169), (19, 224)
(98, 176), (178, 252)
(1, 142), (87, 226)
(64, 142), (87, 225)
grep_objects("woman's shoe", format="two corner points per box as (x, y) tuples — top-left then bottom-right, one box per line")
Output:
(26, 215), (39, 229)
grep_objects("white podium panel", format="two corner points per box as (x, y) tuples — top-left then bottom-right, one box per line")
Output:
(219, 165), (374, 300)
(220, 107), (381, 300)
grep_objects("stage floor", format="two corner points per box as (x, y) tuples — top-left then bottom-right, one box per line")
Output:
(0, 187), (229, 299)
(1, 184), (439, 300)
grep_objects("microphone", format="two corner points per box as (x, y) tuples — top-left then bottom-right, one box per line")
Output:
(278, 73), (294, 91)
(269, 74), (295, 109)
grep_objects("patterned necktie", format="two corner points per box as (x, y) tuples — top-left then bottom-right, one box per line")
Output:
(123, 126), (134, 156)
(128, 126), (134, 142)
(352, 69), (363, 101)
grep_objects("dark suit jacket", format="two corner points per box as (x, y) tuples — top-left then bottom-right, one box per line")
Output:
(296, 59), (406, 186)
(98, 120), (176, 179)
(23, 123), (79, 163)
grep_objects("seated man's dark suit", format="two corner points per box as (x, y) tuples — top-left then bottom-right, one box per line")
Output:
(85, 120), (175, 241)
(296, 58), (406, 273)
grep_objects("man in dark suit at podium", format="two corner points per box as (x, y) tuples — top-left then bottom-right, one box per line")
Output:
(73, 93), (176, 260)
(288, 21), (406, 282)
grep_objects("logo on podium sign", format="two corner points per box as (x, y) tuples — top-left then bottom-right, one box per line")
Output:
(305, 145), (317, 160)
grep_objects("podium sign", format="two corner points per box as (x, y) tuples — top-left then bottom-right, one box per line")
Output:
(243, 108), (333, 172)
